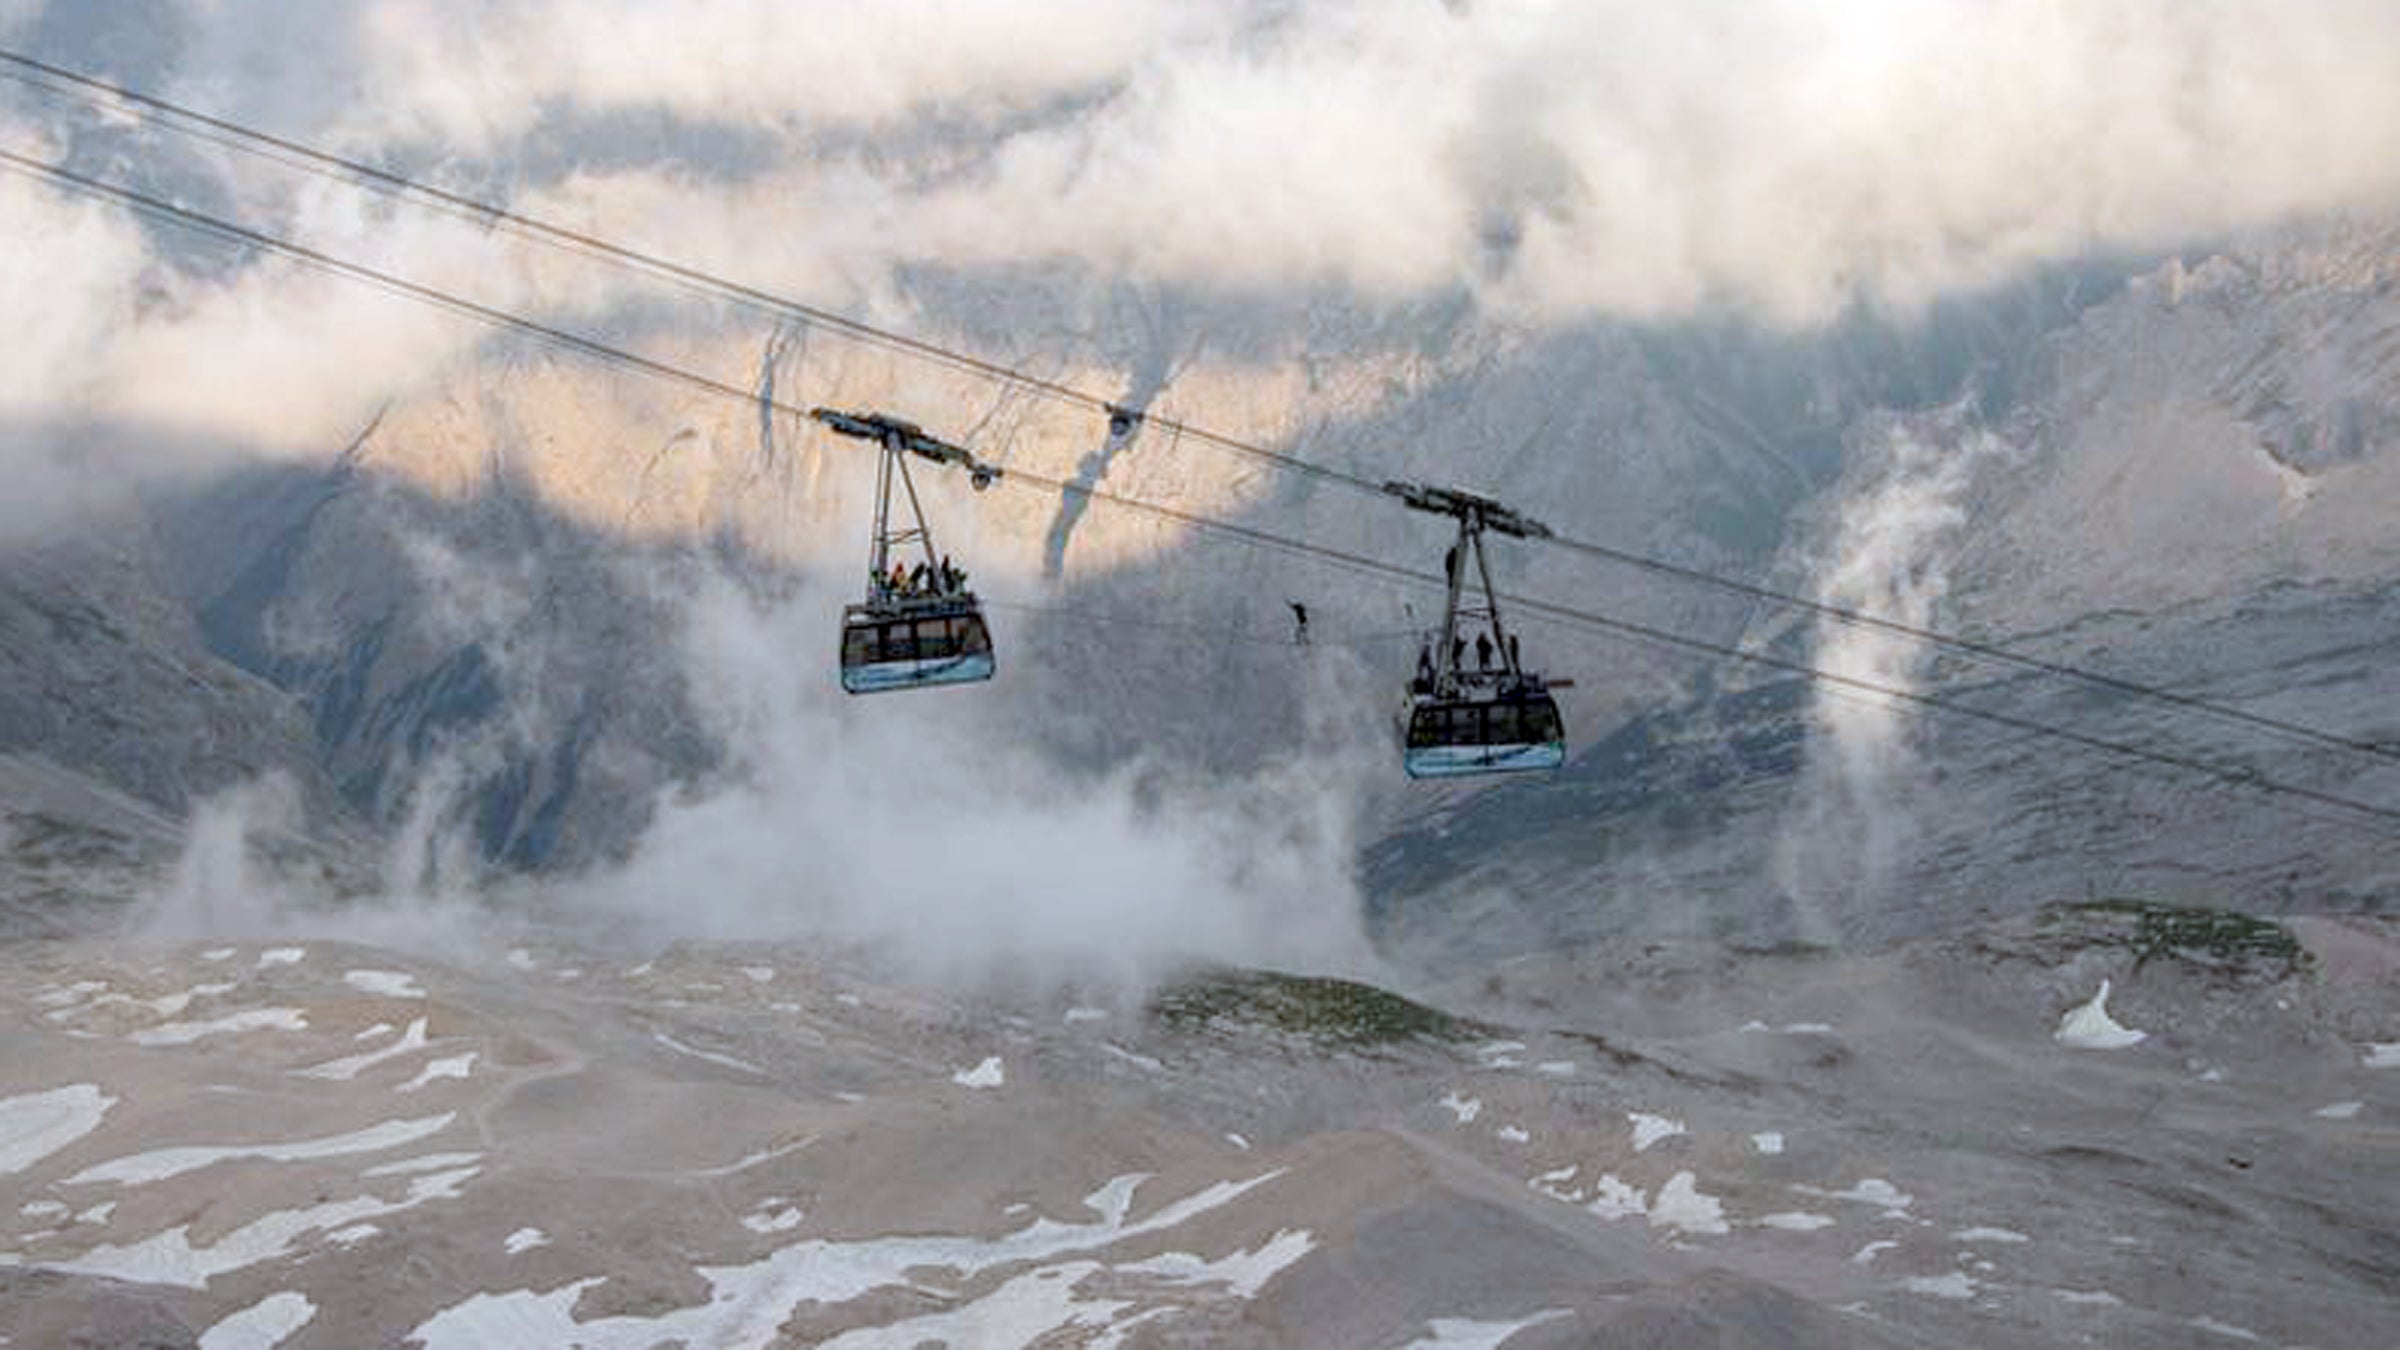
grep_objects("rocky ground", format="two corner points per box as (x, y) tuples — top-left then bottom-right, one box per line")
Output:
(2, 901), (2393, 1348)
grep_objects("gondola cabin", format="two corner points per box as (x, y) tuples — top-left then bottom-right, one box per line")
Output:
(1401, 686), (1565, 778)
(839, 598), (994, 694)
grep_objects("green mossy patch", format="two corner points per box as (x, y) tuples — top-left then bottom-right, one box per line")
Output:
(1148, 969), (1494, 1051)
(2045, 899), (2308, 979)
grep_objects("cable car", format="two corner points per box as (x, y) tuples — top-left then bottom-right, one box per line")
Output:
(1384, 480), (1570, 779)
(813, 408), (1001, 695)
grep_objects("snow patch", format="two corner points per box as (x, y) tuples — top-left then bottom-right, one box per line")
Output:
(130, 1008), (307, 1046)
(199, 948), (236, 962)
(1064, 1007), (1108, 1023)
(738, 966), (775, 984)
(75, 1202), (115, 1225)
(1799, 1178), (1913, 1211)
(741, 1206), (805, 1234)
(1116, 1229), (1317, 1298)
(410, 1169), (1287, 1350)
(953, 1056), (1006, 1089)
(343, 970), (424, 999)
(1628, 1112), (1685, 1151)
(2051, 1289), (2123, 1306)
(198, 1291), (315, 1350)
(1400, 1309), (1572, 1349)
(362, 1152), (484, 1178)
(1439, 1093), (1483, 1125)
(504, 1227), (548, 1254)
(2055, 979), (2146, 1049)
(35, 1167), (478, 1289)
(1952, 1226), (2030, 1243)
(1534, 1061), (1575, 1076)
(397, 1053), (478, 1093)
(1759, 1212), (1836, 1231)
(65, 1114), (456, 1185)
(0, 1085), (115, 1176)
(1903, 1273), (1977, 1300)
(301, 1018), (429, 1080)
(2311, 1100), (2363, 1120)
(653, 1032), (765, 1077)
(254, 948), (305, 969)
(1751, 1131), (1785, 1155)
(2190, 1316), (2261, 1341)
(2363, 1042), (2400, 1069)
(19, 1200), (66, 1219)
(1648, 1172), (1728, 1235)
(505, 948), (536, 971)
(1495, 1125), (1529, 1143)
(1850, 1240), (1900, 1264)
(1585, 1174), (1646, 1221)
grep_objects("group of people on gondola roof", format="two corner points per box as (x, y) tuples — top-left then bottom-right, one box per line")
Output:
(881, 556), (968, 602)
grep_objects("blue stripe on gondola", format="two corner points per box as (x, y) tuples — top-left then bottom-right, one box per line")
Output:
(840, 651), (996, 694)
(1402, 739), (1565, 779)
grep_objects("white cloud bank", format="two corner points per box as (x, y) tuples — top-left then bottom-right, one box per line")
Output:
(3, 0), (2397, 479)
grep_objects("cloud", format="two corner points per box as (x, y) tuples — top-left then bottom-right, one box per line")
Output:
(4, 0), (2399, 527)
(578, 574), (1379, 986)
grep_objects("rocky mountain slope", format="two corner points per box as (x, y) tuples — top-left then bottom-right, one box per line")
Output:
(2, 904), (2392, 1348)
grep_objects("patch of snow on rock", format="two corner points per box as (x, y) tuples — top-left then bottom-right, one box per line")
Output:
(741, 1206), (805, 1234)
(2311, 1101), (2363, 1120)
(2190, 1316), (2262, 1341)
(0, 1085), (117, 1175)
(1801, 1178), (1913, 1211)
(129, 1008), (308, 1047)
(2052, 1289), (2123, 1305)
(1759, 1212), (1836, 1231)
(1628, 1112), (1685, 1151)
(1648, 1172), (1728, 1235)
(504, 1227), (548, 1254)
(397, 1053), (477, 1093)
(198, 1290), (315, 1350)
(739, 966), (775, 984)
(2364, 1042), (2400, 1069)
(1952, 1226), (2030, 1243)
(1751, 1131), (1785, 1155)
(953, 1057), (1006, 1089)
(1585, 1174), (1647, 1221)
(37, 1167), (478, 1289)
(343, 970), (424, 999)
(1495, 1125), (1529, 1143)
(1439, 1093), (1482, 1125)
(409, 1169), (1286, 1350)
(65, 1114), (456, 1185)
(2055, 979), (2146, 1049)
(302, 1018), (430, 1080)
(1903, 1273), (1977, 1299)
(1851, 1240), (1899, 1264)
(1064, 1007), (1108, 1023)
(254, 948), (305, 969)
(1116, 1229), (1317, 1298)
(1399, 1309), (1573, 1349)
(361, 1152), (483, 1178)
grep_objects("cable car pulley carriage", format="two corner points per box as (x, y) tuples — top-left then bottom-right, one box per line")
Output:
(812, 407), (1000, 694)
(1385, 480), (1570, 778)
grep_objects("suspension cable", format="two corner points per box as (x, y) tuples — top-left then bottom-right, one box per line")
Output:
(5, 45), (2392, 770)
(4, 143), (2393, 832)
